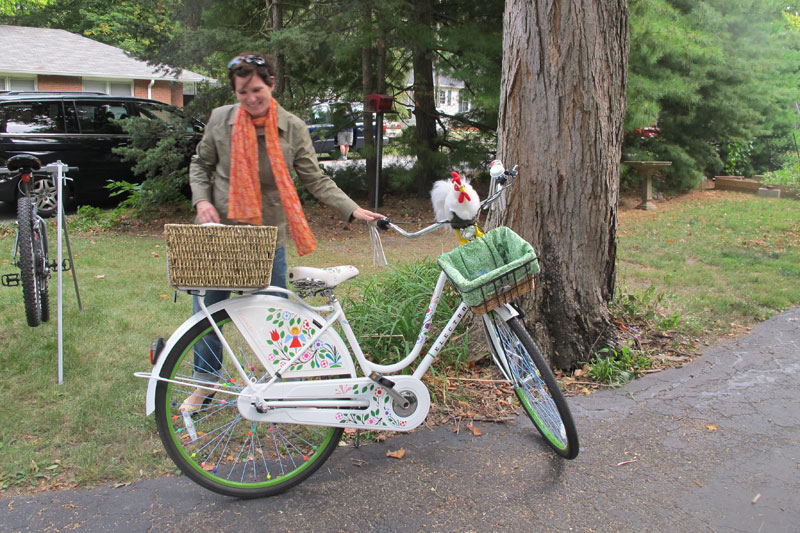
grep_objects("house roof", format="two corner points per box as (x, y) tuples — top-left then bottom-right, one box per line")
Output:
(0, 25), (211, 83)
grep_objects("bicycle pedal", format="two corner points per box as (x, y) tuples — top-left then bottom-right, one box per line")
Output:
(1, 273), (20, 287)
(368, 372), (410, 409)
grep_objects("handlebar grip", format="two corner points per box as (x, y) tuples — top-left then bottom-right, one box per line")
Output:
(376, 217), (391, 231)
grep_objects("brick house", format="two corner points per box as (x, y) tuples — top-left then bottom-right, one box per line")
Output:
(0, 25), (211, 106)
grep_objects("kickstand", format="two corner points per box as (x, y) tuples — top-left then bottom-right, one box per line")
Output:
(354, 430), (361, 449)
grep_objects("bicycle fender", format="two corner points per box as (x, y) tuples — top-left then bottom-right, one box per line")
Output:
(144, 294), (352, 415)
(491, 303), (519, 322)
(145, 306), (211, 415)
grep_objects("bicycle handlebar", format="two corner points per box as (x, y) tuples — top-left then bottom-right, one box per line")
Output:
(376, 163), (519, 238)
(0, 160), (78, 185)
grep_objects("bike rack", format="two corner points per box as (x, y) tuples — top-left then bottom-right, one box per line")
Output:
(1, 161), (83, 384)
(51, 161), (83, 384)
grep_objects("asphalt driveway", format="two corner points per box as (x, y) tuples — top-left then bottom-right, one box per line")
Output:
(2, 307), (799, 532)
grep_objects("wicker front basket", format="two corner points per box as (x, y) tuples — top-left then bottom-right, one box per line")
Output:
(164, 224), (278, 290)
(437, 226), (539, 315)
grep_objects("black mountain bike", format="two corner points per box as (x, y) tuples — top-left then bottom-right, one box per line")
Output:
(1, 154), (53, 327)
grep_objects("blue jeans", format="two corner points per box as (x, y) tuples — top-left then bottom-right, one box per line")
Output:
(191, 247), (287, 381)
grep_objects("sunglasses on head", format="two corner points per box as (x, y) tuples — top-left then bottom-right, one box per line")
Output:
(227, 55), (267, 70)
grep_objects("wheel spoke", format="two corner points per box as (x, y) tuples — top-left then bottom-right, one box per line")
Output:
(155, 310), (342, 497)
(495, 320), (566, 443)
(485, 312), (578, 458)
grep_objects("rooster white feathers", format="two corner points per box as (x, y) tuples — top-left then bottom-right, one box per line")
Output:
(430, 171), (480, 228)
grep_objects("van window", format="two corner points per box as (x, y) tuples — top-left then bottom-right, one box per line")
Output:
(73, 101), (130, 134)
(0, 102), (66, 134)
(137, 102), (197, 132)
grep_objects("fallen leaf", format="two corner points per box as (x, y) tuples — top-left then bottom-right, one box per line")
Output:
(386, 448), (405, 459)
(159, 294), (170, 299)
(466, 422), (482, 437)
(375, 434), (387, 442)
(705, 424), (718, 431)
(580, 387), (592, 395)
(95, 274), (105, 279)
(151, 252), (160, 258)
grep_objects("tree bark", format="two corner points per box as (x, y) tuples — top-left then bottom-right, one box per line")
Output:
(410, 0), (440, 195)
(268, 0), (286, 97)
(362, 45), (377, 206)
(490, 0), (629, 369)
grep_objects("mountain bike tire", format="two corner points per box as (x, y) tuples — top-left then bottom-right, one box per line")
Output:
(17, 196), (42, 327)
(484, 311), (579, 459)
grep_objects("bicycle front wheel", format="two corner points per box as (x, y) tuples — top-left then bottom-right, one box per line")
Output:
(154, 307), (343, 499)
(17, 196), (42, 327)
(484, 312), (579, 459)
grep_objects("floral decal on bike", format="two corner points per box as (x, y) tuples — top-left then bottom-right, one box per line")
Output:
(335, 384), (407, 429)
(264, 308), (343, 372)
(415, 299), (439, 346)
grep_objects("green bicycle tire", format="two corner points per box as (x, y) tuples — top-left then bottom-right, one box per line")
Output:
(154, 308), (343, 499)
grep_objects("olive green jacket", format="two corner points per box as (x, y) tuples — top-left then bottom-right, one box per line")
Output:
(189, 102), (358, 249)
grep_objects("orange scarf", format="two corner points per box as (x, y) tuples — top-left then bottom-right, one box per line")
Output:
(228, 100), (317, 256)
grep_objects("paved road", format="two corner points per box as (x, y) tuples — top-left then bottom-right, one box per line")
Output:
(2, 308), (799, 532)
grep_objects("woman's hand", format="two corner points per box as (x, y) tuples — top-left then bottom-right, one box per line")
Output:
(196, 200), (221, 224)
(351, 206), (385, 222)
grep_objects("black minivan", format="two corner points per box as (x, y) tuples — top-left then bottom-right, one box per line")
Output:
(0, 91), (201, 215)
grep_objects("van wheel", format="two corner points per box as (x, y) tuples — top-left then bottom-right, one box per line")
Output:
(30, 176), (68, 218)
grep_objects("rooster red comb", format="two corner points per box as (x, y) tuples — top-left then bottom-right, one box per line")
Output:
(450, 171), (471, 203)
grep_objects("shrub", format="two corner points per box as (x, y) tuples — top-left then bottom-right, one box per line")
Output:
(110, 116), (197, 214)
(341, 259), (468, 367)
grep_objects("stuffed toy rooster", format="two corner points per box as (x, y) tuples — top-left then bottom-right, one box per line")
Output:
(431, 171), (480, 227)
(431, 171), (482, 244)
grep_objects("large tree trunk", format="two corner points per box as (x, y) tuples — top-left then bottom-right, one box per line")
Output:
(490, 0), (629, 369)
(363, 45), (377, 205)
(410, 0), (440, 195)
(268, 0), (286, 97)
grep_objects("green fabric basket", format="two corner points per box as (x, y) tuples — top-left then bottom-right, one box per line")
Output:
(437, 226), (539, 312)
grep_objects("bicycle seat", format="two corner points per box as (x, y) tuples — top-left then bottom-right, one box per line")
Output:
(288, 265), (359, 289)
(7, 154), (42, 172)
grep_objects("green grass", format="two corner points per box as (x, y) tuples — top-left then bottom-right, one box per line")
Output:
(617, 193), (800, 333)
(2, 190), (800, 491)
(0, 230), (190, 491)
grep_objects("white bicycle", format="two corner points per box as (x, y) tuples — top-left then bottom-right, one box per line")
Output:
(136, 162), (578, 498)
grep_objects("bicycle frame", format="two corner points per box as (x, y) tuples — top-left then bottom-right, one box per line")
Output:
(142, 267), (519, 430)
(141, 163), (525, 429)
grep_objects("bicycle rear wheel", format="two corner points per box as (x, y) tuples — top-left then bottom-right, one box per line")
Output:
(17, 196), (42, 327)
(35, 214), (49, 323)
(154, 307), (343, 499)
(484, 311), (579, 459)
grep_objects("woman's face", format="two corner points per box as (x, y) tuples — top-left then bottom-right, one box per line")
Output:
(234, 73), (273, 117)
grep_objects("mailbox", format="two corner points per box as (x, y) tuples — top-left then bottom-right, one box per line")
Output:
(365, 93), (395, 113)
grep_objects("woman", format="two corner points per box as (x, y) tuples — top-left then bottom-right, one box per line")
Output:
(181, 53), (383, 413)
